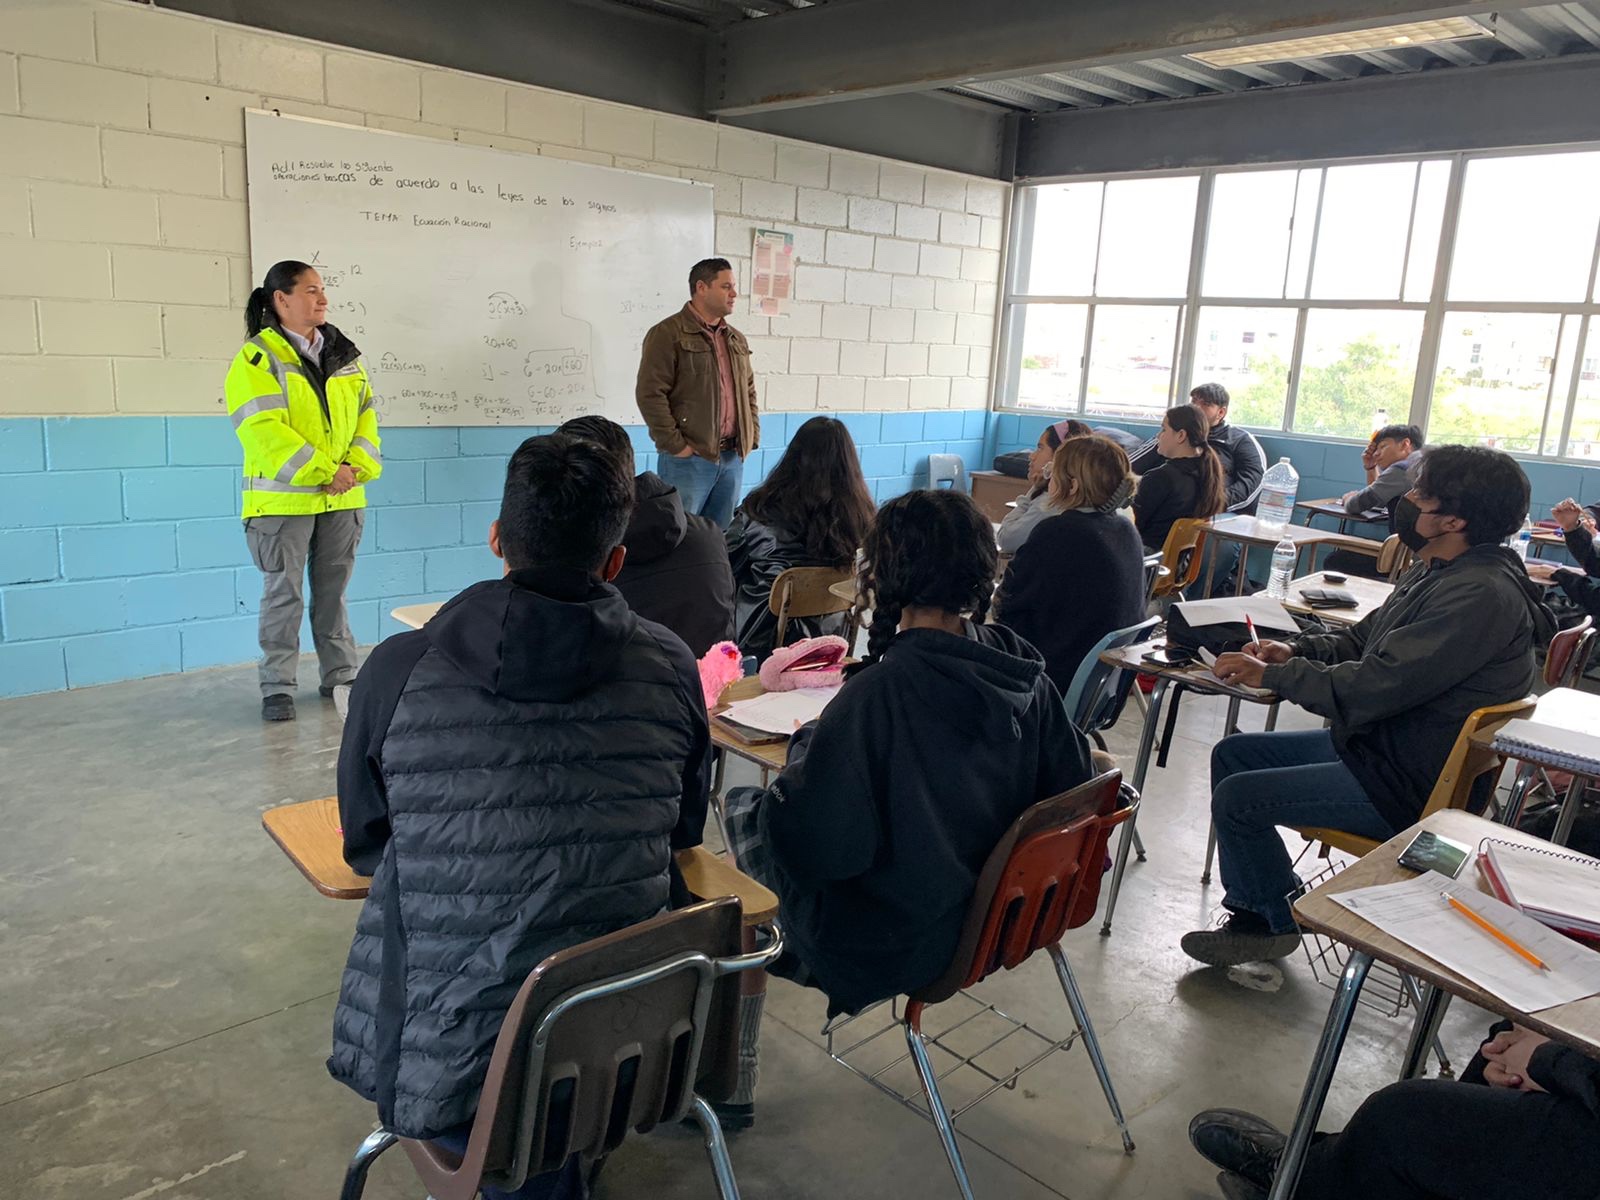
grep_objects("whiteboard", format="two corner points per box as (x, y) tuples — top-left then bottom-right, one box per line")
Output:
(244, 109), (713, 427)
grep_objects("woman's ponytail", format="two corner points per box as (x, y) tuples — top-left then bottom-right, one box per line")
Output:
(1196, 443), (1228, 518)
(244, 260), (313, 338)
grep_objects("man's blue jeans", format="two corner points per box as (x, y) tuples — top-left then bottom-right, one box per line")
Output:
(1211, 729), (1397, 933)
(655, 449), (744, 529)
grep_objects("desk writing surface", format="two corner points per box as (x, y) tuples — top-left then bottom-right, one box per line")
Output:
(1207, 515), (1340, 547)
(1294, 810), (1600, 1055)
(1296, 497), (1387, 524)
(1468, 687), (1600, 755)
(1284, 571), (1393, 627)
(392, 602), (443, 631)
(711, 675), (791, 773)
(1098, 638), (1279, 703)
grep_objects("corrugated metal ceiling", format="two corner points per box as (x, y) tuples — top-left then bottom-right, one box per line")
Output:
(609, 1), (1600, 112)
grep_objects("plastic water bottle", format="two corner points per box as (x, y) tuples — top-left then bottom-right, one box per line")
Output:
(1512, 516), (1533, 561)
(1256, 457), (1300, 531)
(1266, 536), (1296, 599)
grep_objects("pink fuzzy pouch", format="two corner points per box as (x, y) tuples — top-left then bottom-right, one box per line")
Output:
(697, 641), (745, 710)
(759, 635), (850, 691)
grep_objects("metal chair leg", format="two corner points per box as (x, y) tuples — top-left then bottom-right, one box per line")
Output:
(1132, 827), (1147, 862)
(1101, 678), (1168, 937)
(1047, 944), (1135, 1155)
(1399, 978), (1454, 1080)
(904, 1024), (977, 1200)
(710, 749), (733, 852)
(339, 1129), (398, 1200)
(1202, 820), (1217, 885)
(688, 1094), (742, 1200)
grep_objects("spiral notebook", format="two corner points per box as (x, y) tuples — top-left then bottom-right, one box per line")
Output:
(1479, 838), (1600, 939)
(1490, 719), (1600, 775)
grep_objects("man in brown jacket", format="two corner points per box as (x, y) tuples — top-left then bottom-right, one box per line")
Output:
(635, 257), (760, 528)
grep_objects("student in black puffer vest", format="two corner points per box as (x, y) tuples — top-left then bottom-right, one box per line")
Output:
(328, 433), (710, 1199)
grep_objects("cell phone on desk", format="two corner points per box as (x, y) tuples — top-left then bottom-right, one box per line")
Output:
(1141, 645), (1196, 667)
(1397, 830), (1471, 879)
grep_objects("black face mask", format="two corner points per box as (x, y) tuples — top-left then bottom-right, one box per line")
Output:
(1394, 495), (1450, 553)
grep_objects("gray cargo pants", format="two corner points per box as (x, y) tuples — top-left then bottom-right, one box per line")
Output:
(244, 510), (364, 698)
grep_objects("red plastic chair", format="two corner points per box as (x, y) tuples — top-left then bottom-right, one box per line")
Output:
(899, 768), (1138, 1198)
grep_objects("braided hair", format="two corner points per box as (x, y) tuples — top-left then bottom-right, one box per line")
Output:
(856, 489), (997, 670)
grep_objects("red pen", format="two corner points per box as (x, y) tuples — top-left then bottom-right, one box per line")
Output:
(1244, 615), (1260, 651)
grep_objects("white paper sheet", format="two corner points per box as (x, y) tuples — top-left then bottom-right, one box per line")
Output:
(1173, 596), (1299, 632)
(1196, 646), (1275, 698)
(1330, 873), (1600, 1012)
(721, 687), (840, 734)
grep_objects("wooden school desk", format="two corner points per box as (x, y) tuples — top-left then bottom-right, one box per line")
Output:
(391, 603), (441, 630)
(1294, 497), (1387, 537)
(260, 795), (779, 925)
(1096, 638), (1280, 936)
(1202, 516), (1341, 597)
(1283, 571), (1394, 628)
(1471, 686), (1600, 846)
(1272, 809), (1600, 1199)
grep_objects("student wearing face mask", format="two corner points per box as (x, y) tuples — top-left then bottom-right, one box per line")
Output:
(1183, 446), (1555, 968)
(996, 435), (1145, 695)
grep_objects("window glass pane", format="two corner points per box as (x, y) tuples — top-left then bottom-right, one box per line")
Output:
(1449, 152), (1600, 302)
(1020, 182), (1102, 296)
(1292, 309), (1424, 438)
(1094, 176), (1198, 297)
(1192, 306), (1299, 429)
(1309, 162), (1418, 300)
(1566, 321), (1600, 461)
(1203, 170), (1297, 298)
(1403, 159), (1451, 303)
(1285, 169), (1321, 301)
(1014, 303), (1089, 410)
(1429, 311), (1561, 454)
(1084, 304), (1180, 419)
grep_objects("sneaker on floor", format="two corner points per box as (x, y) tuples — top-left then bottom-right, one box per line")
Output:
(1218, 1170), (1269, 1200)
(1189, 1108), (1285, 1189)
(262, 694), (295, 722)
(1181, 913), (1300, 967)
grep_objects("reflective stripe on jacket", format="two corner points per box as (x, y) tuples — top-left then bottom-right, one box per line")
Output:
(226, 323), (381, 517)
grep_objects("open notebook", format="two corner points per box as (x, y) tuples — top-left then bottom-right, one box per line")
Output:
(1491, 719), (1600, 775)
(1479, 838), (1600, 940)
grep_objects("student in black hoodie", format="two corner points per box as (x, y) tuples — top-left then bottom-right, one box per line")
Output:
(1131, 403), (1228, 554)
(1186, 446), (1555, 968)
(560, 415), (735, 655)
(718, 489), (1093, 1123)
(329, 434), (709, 1198)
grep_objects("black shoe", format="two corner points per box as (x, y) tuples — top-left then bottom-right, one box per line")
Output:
(262, 694), (295, 721)
(1189, 1108), (1285, 1190)
(1218, 1171), (1269, 1200)
(683, 1100), (754, 1134)
(1181, 914), (1301, 968)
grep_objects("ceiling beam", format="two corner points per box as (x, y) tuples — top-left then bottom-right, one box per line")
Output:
(710, 0), (1492, 113)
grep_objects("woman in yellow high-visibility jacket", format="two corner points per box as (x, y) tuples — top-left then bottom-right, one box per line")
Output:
(227, 259), (381, 722)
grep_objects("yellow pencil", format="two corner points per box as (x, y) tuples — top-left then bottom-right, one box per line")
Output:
(1443, 893), (1549, 971)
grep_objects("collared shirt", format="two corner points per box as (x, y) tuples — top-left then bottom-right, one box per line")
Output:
(685, 303), (736, 442)
(284, 325), (324, 368)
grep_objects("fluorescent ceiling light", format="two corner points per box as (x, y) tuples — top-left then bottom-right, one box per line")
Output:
(1188, 17), (1493, 68)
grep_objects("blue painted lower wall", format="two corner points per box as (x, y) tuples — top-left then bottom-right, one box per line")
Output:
(0, 409), (988, 698)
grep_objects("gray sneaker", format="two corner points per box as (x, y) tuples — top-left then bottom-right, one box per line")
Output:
(1181, 915), (1300, 968)
(1189, 1108), (1286, 1189)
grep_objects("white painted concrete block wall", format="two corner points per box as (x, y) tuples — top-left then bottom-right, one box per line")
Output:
(0, 0), (1009, 420)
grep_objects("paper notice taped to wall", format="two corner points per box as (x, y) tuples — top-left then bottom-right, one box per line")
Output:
(752, 228), (795, 317)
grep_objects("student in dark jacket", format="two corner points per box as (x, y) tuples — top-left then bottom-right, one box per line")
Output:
(1129, 382), (1265, 512)
(726, 415), (876, 661)
(1131, 402), (1228, 553)
(1324, 424), (1424, 580)
(328, 433), (710, 1195)
(1187, 446), (1555, 969)
(1545, 495), (1600, 618)
(560, 415), (734, 656)
(1189, 1020), (1600, 1199)
(998, 435), (1146, 696)
(720, 489), (1094, 1120)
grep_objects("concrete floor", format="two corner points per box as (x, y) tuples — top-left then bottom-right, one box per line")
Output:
(0, 660), (1500, 1200)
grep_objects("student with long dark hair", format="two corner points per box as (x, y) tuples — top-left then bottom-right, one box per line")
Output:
(1132, 403), (1227, 553)
(715, 489), (1094, 1127)
(725, 415), (876, 660)
(227, 260), (381, 721)
(998, 436), (1146, 694)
